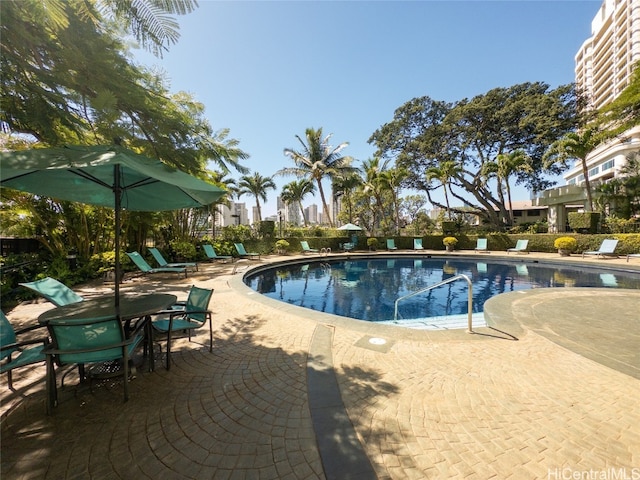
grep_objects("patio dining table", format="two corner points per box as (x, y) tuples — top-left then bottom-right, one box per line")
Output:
(39, 293), (177, 373)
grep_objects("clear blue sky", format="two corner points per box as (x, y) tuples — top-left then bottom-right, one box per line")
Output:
(132, 0), (601, 219)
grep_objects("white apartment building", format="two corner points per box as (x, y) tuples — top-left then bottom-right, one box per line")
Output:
(537, 0), (640, 232)
(215, 202), (250, 227)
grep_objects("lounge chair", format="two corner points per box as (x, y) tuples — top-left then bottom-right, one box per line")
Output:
(300, 241), (319, 254)
(43, 314), (143, 413)
(413, 238), (424, 250)
(126, 251), (188, 277)
(475, 238), (490, 253)
(341, 242), (354, 252)
(582, 239), (619, 259)
(149, 247), (198, 271)
(151, 286), (213, 370)
(627, 253), (640, 263)
(1, 311), (48, 390)
(386, 239), (398, 250)
(234, 243), (261, 260)
(203, 244), (233, 263)
(507, 239), (529, 254)
(19, 277), (84, 307)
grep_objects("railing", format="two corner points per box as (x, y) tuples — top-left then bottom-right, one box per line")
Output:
(393, 274), (474, 333)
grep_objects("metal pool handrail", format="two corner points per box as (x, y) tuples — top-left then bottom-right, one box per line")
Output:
(393, 274), (474, 333)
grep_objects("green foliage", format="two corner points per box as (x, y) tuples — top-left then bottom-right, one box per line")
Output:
(259, 220), (276, 238)
(169, 239), (196, 260)
(275, 239), (290, 253)
(441, 221), (457, 234)
(605, 216), (640, 233)
(369, 83), (578, 230)
(568, 212), (600, 233)
(88, 251), (129, 274)
(367, 237), (379, 249)
(220, 224), (253, 242)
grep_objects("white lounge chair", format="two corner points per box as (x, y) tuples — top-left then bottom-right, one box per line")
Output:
(475, 238), (490, 253)
(413, 238), (424, 250)
(507, 239), (529, 254)
(582, 239), (619, 259)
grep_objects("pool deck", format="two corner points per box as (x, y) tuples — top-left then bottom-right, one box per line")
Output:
(2, 250), (639, 479)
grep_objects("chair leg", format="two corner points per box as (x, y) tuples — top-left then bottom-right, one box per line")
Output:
(166, 330), (172, 370)
(209, 318), (213, 353)
(46, 356), (57, 415)
(7, 370), (13, 390)
(123, 347), (129, 402)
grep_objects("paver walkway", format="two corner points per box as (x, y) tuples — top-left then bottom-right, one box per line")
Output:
(2, 252), (639, 479)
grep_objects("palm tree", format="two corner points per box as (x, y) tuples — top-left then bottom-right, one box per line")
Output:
(332, 172), (362, 224)
(237, 172), (276, 223)
(426, 160), (462, 219)
(280, 179), (316, 227)
(543, 129), (601, 211)
(360, 158), (386, 233)
(483, 150), (532, 225)
(279, 127), (355, 227)
(26, 0), (198, 56)
(378, 166), (409, 233)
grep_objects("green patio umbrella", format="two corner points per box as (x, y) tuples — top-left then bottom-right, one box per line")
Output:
(0, 144), (225, 314)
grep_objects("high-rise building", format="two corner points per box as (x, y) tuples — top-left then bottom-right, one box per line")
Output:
(305, 204), (319, 225)
(536, 0), (640, 231)
(215, 202), (249, 227)
(575, 0), (640, 111)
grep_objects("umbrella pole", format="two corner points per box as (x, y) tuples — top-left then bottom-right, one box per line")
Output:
(114, 165), (121, 320)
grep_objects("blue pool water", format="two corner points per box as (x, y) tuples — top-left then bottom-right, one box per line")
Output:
(245, 257), (640, 327)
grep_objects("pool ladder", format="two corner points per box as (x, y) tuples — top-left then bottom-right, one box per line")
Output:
(393, 274), (474, 333)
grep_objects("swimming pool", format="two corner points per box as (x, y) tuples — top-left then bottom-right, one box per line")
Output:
(245, 256), (640, 329)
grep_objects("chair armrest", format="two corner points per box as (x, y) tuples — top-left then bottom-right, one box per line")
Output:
(1, 336), (49, 352)
(14, 322), (49, 336)
(42, 335), (138, 356)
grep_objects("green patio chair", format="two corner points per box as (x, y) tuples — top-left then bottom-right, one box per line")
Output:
(582, 239), (619, 259)
(149, 247), (198, 271)
(506, 239), (529, 254)
(300, 241), (319, 254)
(43, 314), (143, 414)
(1, 311), (48, 390)
(126, 251), (188, 278)
(413, 238), (424, 250)
(19, 277), (84, 307)
(203, 244), (233, 263)
(151, 286), (214, 370)
(386, 239), (398, 250)
(475, 238), (490, 253)
(234, 243), (261, 260)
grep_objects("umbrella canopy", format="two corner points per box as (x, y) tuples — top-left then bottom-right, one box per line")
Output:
(0, 144), (226, 314)
(337, 223), (362, 231)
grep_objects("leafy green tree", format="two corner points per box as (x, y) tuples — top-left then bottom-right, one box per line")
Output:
(595, 152), (640, 219)
(370, 83), (578, 229)
(400, 194), (429, 229)
(280, 127), (355, 227)
(0, 0), (249, 260)
(543, 129), (601, 211)
(281, 179), (315, 227)
(237, 172), (276, 223)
